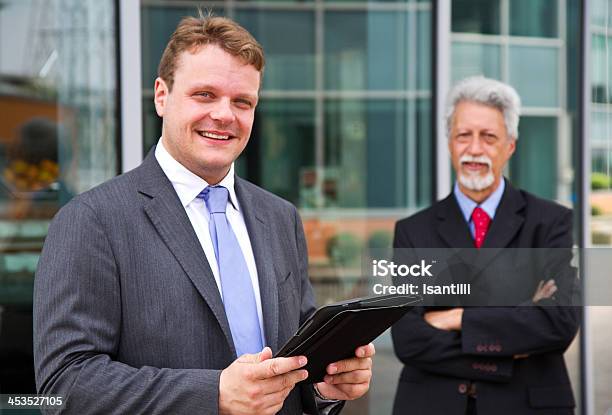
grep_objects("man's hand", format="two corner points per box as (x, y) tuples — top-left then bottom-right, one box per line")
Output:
(219, 347), (308, 415)
(424, 307), (464, 331)
(315, 343), (375, 401)
(532, 279), (557, 302)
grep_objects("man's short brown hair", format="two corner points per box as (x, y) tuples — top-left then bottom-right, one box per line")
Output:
(158, 14), (265, 91)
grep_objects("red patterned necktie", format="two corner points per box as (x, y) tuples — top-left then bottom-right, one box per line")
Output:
(471, 206), (491, 248)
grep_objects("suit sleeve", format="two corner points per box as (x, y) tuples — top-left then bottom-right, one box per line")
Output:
(391, 221), (515, 381)
(461, 209), (581, 357)
(34, 199), (222, 415)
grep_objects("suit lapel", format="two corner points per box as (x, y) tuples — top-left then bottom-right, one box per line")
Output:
(136, 151), (235, 355)
(436, 194), (475, 248)
(235, 177), (280, 353)
(482, 180), (526, 249)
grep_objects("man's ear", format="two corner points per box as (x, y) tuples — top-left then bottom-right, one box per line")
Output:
(507, 137), (517, 158)
(154, 77), (169, 117)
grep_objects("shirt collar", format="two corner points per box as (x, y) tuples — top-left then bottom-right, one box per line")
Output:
(453, 178), (505, 223)
(154, 137), (240, 210)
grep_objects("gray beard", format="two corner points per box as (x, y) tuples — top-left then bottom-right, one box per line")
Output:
(458, 171), (495, 191)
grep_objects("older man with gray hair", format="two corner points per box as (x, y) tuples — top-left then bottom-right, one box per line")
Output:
(391, 76), (579, 414)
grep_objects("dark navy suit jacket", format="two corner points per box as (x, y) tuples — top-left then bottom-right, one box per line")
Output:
(391, 179), (580, 415)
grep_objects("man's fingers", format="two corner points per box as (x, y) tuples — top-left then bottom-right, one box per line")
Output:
(237, 347), (273, 364)
(260, 386), (293, 407)
(355, 343), (376, 358)
(254, 355), (308, 379)
(262, 369), (308, 393)
(258, 347), (273, 363)
(327, 356), (372, 375)
(237, 352), (260, 364)
(541, 279), (557, 298)
(533, 279), (557, 302)
(324, 369), (371, 385)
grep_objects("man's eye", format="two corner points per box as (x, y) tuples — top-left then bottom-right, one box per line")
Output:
(235, 99), (252, 108)
(483, 134), (497, 142)
(195, 92), (212, 98)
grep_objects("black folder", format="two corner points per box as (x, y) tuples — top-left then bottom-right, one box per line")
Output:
(275, 294), (421, 383)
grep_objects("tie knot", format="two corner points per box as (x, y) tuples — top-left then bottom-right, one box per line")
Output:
(471, 206), (491, 225)
(199, 186), (229, 214)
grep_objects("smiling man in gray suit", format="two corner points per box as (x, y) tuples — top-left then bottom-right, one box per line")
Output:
(33, 15), (374, 414)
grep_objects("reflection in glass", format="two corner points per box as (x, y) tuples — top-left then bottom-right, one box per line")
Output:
(141, 6), (224, 89)
(324, 99), (430, 209)
(0, 0), (118, 394)
(249, 99), (315, 205)
(591, 35), (612, 104)
(236, 11), (315, 91)
(510, 117), (557, 200)
(451, 0), (500, 35)
(325, 11), (425, 91)
(590, 0), (612, 29)
(451, 42), (501, 83)
(509, 0), (557, 38)
(509, 45), (558, 107)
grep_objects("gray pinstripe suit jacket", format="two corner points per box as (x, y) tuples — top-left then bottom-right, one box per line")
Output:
(34, 149), (318, 414)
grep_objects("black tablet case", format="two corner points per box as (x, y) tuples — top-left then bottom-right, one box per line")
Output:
(275, 294), (421, 383)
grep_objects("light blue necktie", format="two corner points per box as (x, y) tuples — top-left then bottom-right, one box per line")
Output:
(198, 185), (263, 356)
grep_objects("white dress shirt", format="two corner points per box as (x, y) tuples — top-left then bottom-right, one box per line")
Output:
(155, 138), (265, 345)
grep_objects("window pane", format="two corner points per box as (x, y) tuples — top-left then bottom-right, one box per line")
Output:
(451, 42), (501, 83)
(510, 0), (557, 38)
(591, 0), (612, 28)
(325, 11), (419, 91)
(591, 109), (612, 181)
(591, 35), (612, 104)
(417, 10), (433, 91)
(451, 0), (500, 35)
(235, 11), (315, 91)
(245, 99), (315, 205)
(324, 99), (430, 208)
(238, 0), (313, 3)
(141, 6), (225, 89)
(510, 117), (557, 200)
(509, 46), (558, 107)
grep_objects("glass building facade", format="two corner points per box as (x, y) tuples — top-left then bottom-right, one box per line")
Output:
(0, 0), (118, 395)
(588, 1), (612, 414)
(0, 0), (611, 413)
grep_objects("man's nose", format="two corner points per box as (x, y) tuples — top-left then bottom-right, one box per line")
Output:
(466, 135), (484, 154)
(210, 98), (235, 125)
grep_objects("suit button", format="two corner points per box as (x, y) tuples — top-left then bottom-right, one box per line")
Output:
(458, 383), (468, 394)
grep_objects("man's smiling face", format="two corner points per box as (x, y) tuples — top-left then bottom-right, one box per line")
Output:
(154, 44), (260, 184)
